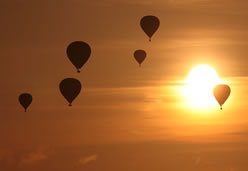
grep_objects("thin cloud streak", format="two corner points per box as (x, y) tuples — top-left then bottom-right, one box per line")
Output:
(79, 154), (97, 165)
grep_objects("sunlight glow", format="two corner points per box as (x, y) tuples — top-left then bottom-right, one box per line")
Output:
(182, 65), (223, 110)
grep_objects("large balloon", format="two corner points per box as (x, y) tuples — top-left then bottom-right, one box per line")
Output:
(66, 41), (91, 73)
(213, 84), (231, 110)
(134, 50), (146, 67)
(140, 15), (160, 42)
(59, 78), (82, 106)
(19, 93), (32, 112)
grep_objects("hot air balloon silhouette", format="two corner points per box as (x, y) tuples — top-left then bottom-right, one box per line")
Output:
(59, 78), (82, 106)
(140, 15), (160, 42)
(66, 41), (91, 73)
(19, 93), (32, 112)
(213, 84), (231, 110)
(134, 50), (146, 67)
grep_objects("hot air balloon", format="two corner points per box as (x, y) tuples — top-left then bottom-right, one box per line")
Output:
(19, 93), (32, 112)
(59, 78), (82, 106)
(213, 84), (231, 110)
(66, 41), (91, 73)
(140, 15), (160, 42)
(134, 50), (146, 67)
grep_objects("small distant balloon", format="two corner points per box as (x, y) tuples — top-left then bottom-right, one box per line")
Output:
(59, 78), (82, 106)
(19, 93), (32, 112)
(140, 15), (160, 42)
(66, 41), (91, 73)
(213, 84), (231, 110)
(134, 50), (146, 67)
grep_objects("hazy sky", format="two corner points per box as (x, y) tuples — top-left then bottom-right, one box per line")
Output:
(1, 0), (248, 170)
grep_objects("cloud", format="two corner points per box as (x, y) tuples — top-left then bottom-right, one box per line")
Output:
(195, 157), (201, 165)
(106, 0), (211, 6)
(79, 154), (97, 165)
(225, 130), (248, 136)
(17, 151), (48, 168)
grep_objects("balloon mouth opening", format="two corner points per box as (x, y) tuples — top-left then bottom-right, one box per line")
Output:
(24, 109), (27, 112)
(69, 103), (72, 107)
(149, 38), (151, 42)
(77, 70), (80, 73)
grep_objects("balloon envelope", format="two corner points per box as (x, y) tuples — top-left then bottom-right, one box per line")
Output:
(59, 78), (82, 106)
(213, 84), (231, 110)
(140, 15), (160, 41)
(134, 50), (146, 67)
(66, 41), (91, 73)
(19, 93), (32, 112)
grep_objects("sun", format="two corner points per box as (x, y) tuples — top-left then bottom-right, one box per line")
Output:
(182, 65), (223, 109)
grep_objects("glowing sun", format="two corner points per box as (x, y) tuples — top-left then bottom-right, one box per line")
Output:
(183, 65), (223, 109)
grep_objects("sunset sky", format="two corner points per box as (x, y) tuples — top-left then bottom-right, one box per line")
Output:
(1, 0), (248, 170)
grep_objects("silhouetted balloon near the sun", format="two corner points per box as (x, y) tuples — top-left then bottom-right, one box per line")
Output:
(213, 84), (231, 110)
(19, 93), (32, 112)
(59, 78), (82, 106)
(140, 15), (160, 42)
(134, 50), (146, 67)
(66, 41), (91, 73)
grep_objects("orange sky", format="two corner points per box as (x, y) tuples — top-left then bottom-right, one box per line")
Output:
(1, 0), (248, 170)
